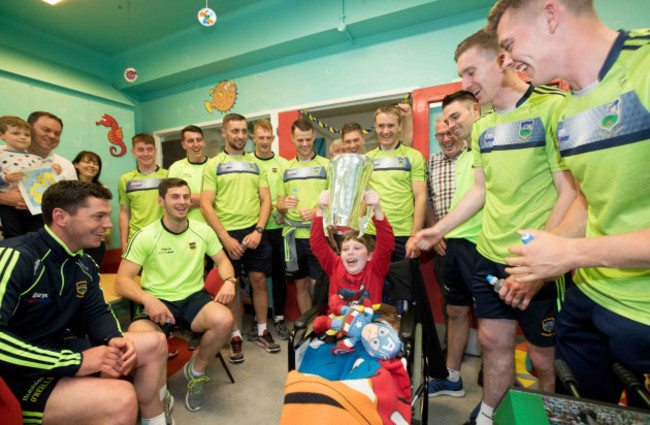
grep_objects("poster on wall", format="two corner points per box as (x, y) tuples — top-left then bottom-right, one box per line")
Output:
(205, 79), (237, 113)
(18, 166), (60, 215)
(96, 114), (127, 157)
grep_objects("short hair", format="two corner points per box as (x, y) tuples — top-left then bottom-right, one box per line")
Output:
(132, 133), (155, 148)
(0, 116), (30, 133)
(341, 122), (363, 140)
(181, 125), (203, 140)
(374, 105), (402, 126)
(72, 151), (103, 185)
(291, 118), (314, 135)
(455, 28), (499, 62)
(487, 0), (594, 33)
(27, 111), (63, 129)
(42, 181), (112, 226)
(340, 233), (376, 253)
(442, 90), (479, 109)
(223, 113), (246, 130)
(158, 177), (189, 198)
(434, 114), (445, 124)
(254, 119), (273, 133)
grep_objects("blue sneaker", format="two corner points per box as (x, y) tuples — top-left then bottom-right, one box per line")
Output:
(428, 376), (466, 397)
(462, 401), (482, 425)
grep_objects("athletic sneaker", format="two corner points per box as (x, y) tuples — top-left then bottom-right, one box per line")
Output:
(229, 336), (245, 363)
(462, 401), (482, 425)
(164, 390), (174, 415)
(246, 321), (258, 341)
(274, 319), (290, 340)
(427, 377), (466, 397)
(167, 338), (178, 359)
(183, 360), (210, 411)
(256, 329), (281, 353)
(165, 414), (175, 425)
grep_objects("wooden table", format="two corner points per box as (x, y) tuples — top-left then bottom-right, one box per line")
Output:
(99, 273), (140, 304)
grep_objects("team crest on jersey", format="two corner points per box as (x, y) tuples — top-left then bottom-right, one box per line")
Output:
(76, 281), (88, 298)
(189, 241), (197, 251)
(541, 317), (555, 336)
(644, 374), (650, 393)
(519, 120), (534, 141)
(600, 98), (621, 131)
(272, 167), (278, 173)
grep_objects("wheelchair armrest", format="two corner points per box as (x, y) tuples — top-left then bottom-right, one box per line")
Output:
(294, 303), (327, 330)
(398, 308), (415, 341)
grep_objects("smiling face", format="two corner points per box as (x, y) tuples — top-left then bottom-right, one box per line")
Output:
(132, 142), (156, 169)
(74, 154), (100, 183)
(159, 185), (191, 222)
(340, 239), (371, 275)
(374, 112), (402, 150)
(292, 128), (315, 161)
(222, 119), (248, 153)
(457, 46), (503, 106)
(181, 130), (205, 163)
(62, 197), (113, 252)
(434, 120), (464, 159)
(498, 8), (557, 86)
(0, 125), (31, 151)
(443, 99), (479, 145)
(31, 116), (62, 155)
(342, 130), (365, 154)
(254, 128), (275, 156)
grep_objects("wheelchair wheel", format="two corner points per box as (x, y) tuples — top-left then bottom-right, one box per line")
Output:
(410, 322), (427, 425)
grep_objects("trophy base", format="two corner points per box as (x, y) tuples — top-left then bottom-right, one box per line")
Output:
(328, 225), (356, 235)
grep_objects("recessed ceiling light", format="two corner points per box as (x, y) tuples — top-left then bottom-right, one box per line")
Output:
(42, 0), (63, 5)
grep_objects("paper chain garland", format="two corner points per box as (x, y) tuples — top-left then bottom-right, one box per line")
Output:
(302, 93), (412, 135)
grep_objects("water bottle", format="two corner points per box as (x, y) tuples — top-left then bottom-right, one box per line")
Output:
(240, 240), (248, 252)
(486, 274), (524, 309)
(521, 233), (534, 244)
(292, 188), (298, 210)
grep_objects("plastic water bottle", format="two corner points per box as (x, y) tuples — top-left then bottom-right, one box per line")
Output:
(521, 233), (534, 244)
(240, 240), (248, 252)
(292, 188), (298, 210)
(486, 274), (524, 309)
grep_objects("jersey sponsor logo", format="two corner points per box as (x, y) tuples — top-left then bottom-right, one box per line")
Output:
(557, 91), (650, 157)
(158, 247), (174, 254)
(541, 317), (555, 336)
(76, 281), (88, 298)
(216, 161), (260, 176)
(23, 377), (55, 403)
(479, 118), (545, 153)
(126, 178), (163, 193)
(189, 241), (197, 251)
(26, 292), (51, 304)
(371, 156), (411, 172)
(283, 166), (327, 181)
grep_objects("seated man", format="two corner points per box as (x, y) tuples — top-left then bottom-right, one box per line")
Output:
(116, 178), (235, 412)
(0, 181), (170, 425)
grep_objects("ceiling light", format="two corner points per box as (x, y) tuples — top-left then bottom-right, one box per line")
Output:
(42, 0), (63, 5)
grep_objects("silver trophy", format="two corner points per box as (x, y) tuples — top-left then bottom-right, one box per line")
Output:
(324, 154), (374, 236)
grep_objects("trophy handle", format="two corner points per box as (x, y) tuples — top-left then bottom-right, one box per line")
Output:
(357, 205), (374, 238)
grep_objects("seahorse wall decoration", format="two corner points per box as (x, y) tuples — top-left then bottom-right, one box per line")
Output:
(96, 114), (127, 157)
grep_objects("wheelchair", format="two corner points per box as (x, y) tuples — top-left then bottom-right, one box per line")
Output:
(287, 258), (447, 425)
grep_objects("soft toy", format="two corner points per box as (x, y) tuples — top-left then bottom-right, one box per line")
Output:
(313, 306), (402, 360)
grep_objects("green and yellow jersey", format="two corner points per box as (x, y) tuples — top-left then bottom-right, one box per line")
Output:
(278, 154), (329, 239)
(123, 219), (222, 302)
(472, 84), (566, 263)
(202, 151), (268, 231)
(251, 153), (289, 231)
(446, 149), (482, 244)
(168, 157), (209, 224)
(118, 167), (168, 239)
(553, 29), (650, 325)
(366, 143), (426, 237)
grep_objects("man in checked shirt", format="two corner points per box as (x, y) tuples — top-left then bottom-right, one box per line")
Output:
(425, 90), (482, 398)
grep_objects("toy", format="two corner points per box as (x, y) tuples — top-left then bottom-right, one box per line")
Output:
(313, 306), (402, 360)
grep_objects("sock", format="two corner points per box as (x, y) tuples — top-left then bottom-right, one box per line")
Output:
(447, 368), (460, 383)
(141, 413), (166, 425)
(258, 322), (267, 336)
(189, 359), (203, 378)
(232, 330), (242, 339)
(274, 315), (284, 322)
(476, 403), (494, 425)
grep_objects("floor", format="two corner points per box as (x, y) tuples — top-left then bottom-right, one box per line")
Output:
(151, 313), (486, 425)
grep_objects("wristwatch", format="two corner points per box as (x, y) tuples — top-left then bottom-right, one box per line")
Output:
(225, 276), (237, 285)
(255, 227), (264, 234)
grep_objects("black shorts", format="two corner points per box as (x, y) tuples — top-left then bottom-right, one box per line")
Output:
(443, 238), (477, 307)
(227, 226), (271, 275)
(133, 289), (213, 329)
(286, 238), (322, 280)
(472, 253), (561, 347)
(5, 338), (97, 419)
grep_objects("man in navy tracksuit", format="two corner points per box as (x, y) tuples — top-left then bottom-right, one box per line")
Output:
(0, 181), (171, 425)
